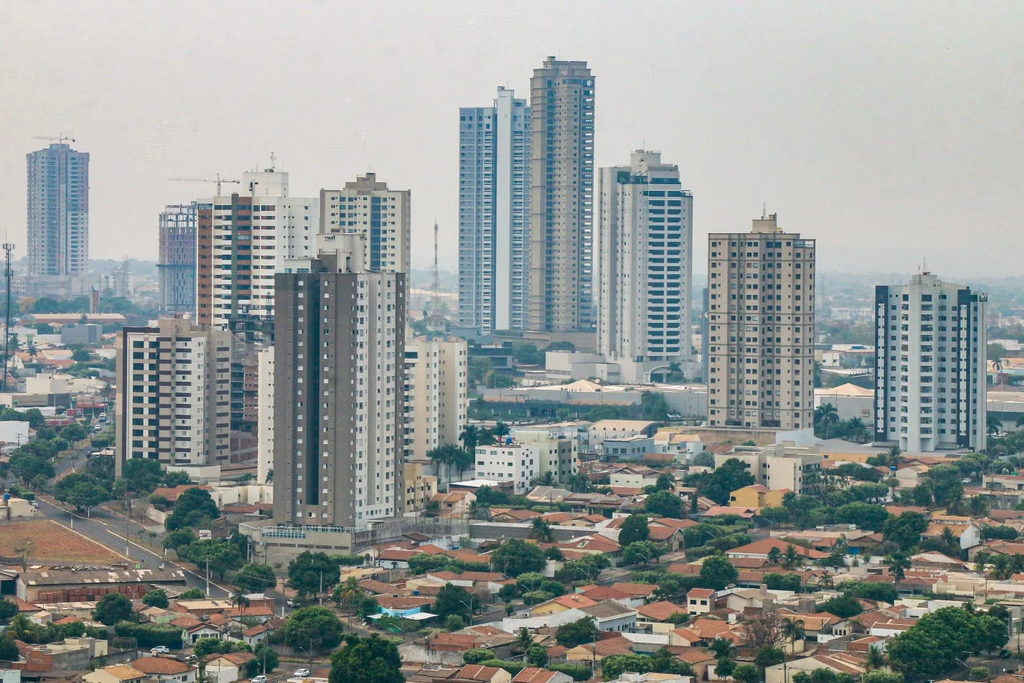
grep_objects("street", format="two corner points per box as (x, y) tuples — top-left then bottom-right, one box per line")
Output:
(35, 496), (232, 599)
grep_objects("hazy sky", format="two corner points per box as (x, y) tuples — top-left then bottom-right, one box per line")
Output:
(1, 1), (1021, 277)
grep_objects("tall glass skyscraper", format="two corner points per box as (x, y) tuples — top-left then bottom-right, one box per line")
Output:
(458, 86), (531, 333)
(27, 143), (90, 277)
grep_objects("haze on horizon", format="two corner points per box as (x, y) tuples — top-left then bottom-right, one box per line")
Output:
(1, 1), (1021, 278)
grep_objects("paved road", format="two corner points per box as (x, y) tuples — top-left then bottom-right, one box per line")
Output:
(35, 496), (231, 599)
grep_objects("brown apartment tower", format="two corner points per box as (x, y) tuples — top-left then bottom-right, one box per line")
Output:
(528, 58), (596, 332)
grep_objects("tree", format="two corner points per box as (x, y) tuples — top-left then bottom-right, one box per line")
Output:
(733, 664), (760, 683)
(655, 473), (675, 491)
(620, 514), (650, 547)
(708, 637), (735, 659)
(231, 588), (251, 618)
(644, 490), (685, 518)
(623, 541), (664, 567)
(555, 616), (599, 648)
(888, 606), (1007, 677)
(459, 425), (482, 454)
(699, 553), (738, 590)
(886, 552), (911, 591)
(819, 594), (863, 619)
(0, 635), (18, 661)
(526, 644), (548, 668)
(0, 599), (18, 621)
(247, 645), (280, 677)
(782, 618), (806, 645)
(329, 634), (403, 683)
(692, 458), (756, 505)
(234, 563), (277, 593)
(601, 650), (692, 681)
(768, 546), (783, 565)
(428, 443), (465, 489)
(13, 537), (35, 572)
(446, 615), (465, 631)
(93, 593), (133, 626)
(194, 638), (248, 658)
(122, 458), (164, 494)
(165, 487), (220, 531)
(815, 403), (840, 439)
(464, 649), (498, 664)
(883, 512), (929, 551)
(865, 645), (887, 672)
(434, 584), (479, 620)
(142, 589), (169, 609)
(835, 503), (890, 532)
(513, 627), (534, 655)
(54, 473), (110, 516)
(490, 539), (546, 577)
(180, 540), (243, 582)
(529, 518), (554, 543)
(745, 610), (785, 651)
(283, 606), (344, 653)
(782, 544), (803, 569)
(164, 528), (198, 550)
(287, 551), (340, 598)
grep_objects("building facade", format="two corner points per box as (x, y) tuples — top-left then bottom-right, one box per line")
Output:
(158, 203), (198, 315)
(510, 428), (578, 484)
(473, 443), (538, 494)
(458, 87), (531, 333)
(319, 173), (410, 274)
(403, 334), (468, 462)
(272, 235), (406, 527)
(114, 318), (231, 476)
(874, 273), (987, 452)
(528, 58), (596, 332)
(707, 214), (815, 430)
(27, 143), (90, 277)
(256, 346), (274, 484)
(597, 151), (693, 383)
(196, 170), (317, 337)
(714, 444), (823, 495)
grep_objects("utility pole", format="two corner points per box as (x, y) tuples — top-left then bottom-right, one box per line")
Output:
(206, 559), (211, 597)
(1, 241), (13, 391)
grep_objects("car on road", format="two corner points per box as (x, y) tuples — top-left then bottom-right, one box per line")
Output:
(294, 669), (310, 678)
(286, 599), (296, 607)
(151, 646), (170, 655)
(251, 676), (268, 683)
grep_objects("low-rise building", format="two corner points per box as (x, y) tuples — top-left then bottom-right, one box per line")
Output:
(728, 484), (786, 512)
(473, 443), (538, 494)
(83, 665), (147, 683)
(130, 658), (197, 683)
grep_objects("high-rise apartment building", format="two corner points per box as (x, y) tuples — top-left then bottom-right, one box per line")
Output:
(320, 173), (410, 274)
(597, 151), (693, 383)
(528, 57), (596, 332)
(114, 318), (231, 477)
(272, 234), (406, 527)
(707, 214), (816, 430)
(403, 333), (468, 462)
(458, 87), (531, 333)
(27, 143), (90, 277)
(257, 346), (274, 484)
(196, 170), (317, 335)
(158, 203), (197, 315)
(874, 273), (987, 452)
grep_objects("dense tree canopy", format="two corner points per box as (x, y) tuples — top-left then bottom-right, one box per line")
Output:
(489, 539), (546, 577)
(329, 634), (403, 683)
(165, 487), (219, 530)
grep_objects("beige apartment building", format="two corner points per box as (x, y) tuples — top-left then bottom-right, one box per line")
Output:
(115, 318), (231, 476)
(714, 443), (823, 495)
(403, 333), (468, 462)
(320, 172), (411, 274)
(707, 214), (815, 430)
(528, 57), (596, 332)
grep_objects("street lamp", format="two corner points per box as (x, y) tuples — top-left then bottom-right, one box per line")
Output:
(459, 599), (475, 625)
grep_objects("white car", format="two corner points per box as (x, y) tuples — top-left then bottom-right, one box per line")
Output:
(150, 646), (170, 655)
(251, 676), (268, 683)
(294, 669), (310, 678)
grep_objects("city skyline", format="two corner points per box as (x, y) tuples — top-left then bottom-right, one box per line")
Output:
(2, 2), (1021, 278)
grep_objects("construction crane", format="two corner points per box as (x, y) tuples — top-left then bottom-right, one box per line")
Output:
(32, 134), (76, 145)
(168, 173), (241, 196)
(426, 220), (447, 336)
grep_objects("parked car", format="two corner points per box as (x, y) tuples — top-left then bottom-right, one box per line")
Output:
(252, 676), (268, 683)
(151, 646), (170, 655)
(294, 669), (310, 678)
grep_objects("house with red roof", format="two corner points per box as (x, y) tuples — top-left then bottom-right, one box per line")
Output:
(726, 538), (828, 561)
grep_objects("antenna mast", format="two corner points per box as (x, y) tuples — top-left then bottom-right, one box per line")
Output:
(2, 241), (14, 391)
(427, 221), (445, 335)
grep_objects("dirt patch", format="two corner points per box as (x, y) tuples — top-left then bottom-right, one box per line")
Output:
(0, 520), (123, 565)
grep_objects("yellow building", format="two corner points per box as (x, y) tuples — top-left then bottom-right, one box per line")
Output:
(729, 484), (786, 512)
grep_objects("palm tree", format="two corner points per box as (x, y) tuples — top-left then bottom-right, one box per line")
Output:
(231, 587), (250, 617)
(469, 500), (492, 522)
(845, 418), (868, 443)
(886, 552), (911, 592)
(886, 446), (903, 469)
(567, 473), (591, 494)
(781, 618), (805, 652)
(532, 471), (556, 487)
(493, 422), (511, 438)
(459, 425), (481, 453)
(513, 627), (534, 655)
(478, 428), (497, 447)
(529, 518), (554, 543)
(990, 553), (1012, 581)
(767, 547), (782, 566)
(782, 544), (803, 569)
(815, 403), (840, 439)
(941, 526), (958, 551)
(990, 418), (1004, 436)
(866, 644), (886, 671)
